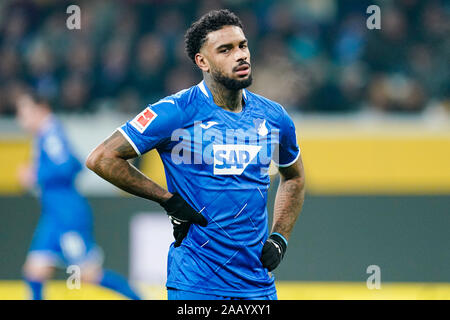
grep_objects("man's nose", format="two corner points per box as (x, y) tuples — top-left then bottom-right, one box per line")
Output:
(234, 48), (248, 62)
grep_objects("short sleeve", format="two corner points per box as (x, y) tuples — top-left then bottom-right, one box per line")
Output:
(273, 107), (300, 167)
(118, 99), (183, 156)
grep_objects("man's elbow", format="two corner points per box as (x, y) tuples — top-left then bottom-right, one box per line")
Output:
(85, 146), (105, 172)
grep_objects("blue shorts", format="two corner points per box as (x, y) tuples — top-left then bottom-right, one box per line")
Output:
(28, 218), (103, 267)
(167, 288), (277, 300)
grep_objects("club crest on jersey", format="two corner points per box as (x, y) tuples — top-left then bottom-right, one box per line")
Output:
(254, 119), (269, 136)
(213, 144), (262, 175)
(131, 107), (157, 133)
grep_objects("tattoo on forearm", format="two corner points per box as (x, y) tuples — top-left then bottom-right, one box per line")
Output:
(91, 130), (170, 203)
(272, 173), (305, 240)
(103, 131), (137, 159)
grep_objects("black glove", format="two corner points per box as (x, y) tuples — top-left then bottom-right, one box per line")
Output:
(260, 233), (287, 271)
(161, 193), (208, 247)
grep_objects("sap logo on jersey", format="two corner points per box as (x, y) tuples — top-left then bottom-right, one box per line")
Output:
(213, 144), (261, 175)
(131, 107), (158, 133)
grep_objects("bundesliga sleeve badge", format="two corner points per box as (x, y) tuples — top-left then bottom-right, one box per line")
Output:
(130, 107), (158, 133)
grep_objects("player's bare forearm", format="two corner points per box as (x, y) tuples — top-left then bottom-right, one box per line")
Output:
(272, 156), (305, 241)
(85, 130), (172, 204)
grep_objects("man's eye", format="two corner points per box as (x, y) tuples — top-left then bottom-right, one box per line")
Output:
(220, 49), (229, 53)
(240, 44), (247, 49)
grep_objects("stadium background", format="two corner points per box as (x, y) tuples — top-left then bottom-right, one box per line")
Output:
(0, 0), (449, 299)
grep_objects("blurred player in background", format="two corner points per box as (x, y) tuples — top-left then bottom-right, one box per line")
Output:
(86, 9), (305, 300)
(16, 91), (141, 300)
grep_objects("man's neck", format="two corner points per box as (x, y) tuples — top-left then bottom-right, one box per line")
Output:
(204, 76), (243, 113)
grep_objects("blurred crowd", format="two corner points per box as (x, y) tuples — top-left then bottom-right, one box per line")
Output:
(0, 0), (448, 115)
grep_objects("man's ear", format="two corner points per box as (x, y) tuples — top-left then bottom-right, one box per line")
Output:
(195, 53), (209, 73)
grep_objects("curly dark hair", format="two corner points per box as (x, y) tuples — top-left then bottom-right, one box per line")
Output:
(184, 9), (244, 64)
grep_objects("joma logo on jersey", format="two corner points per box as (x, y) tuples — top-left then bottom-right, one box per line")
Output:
(213, 144), (261, 175)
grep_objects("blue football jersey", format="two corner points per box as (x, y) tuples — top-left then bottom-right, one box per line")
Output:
(120, 81), (300, 297)
(34, 116), (92, 229)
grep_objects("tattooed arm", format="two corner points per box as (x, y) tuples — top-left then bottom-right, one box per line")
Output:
(85, 130), (172, 204)
(272, 155), (306, 241)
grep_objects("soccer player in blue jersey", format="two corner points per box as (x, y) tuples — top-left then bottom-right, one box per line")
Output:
(86, 9), (305, 300)
(15, 92), (141, 300)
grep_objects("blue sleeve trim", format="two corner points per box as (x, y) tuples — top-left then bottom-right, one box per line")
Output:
(273, 149), (300, 168)
(271, 232), (288, 246)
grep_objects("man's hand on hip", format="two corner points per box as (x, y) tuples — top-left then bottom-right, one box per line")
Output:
(161, 193), (208, 247)
(260, 233), (288, 271)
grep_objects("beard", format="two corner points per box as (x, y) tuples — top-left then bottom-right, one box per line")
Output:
(211, 67), (253, 91)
